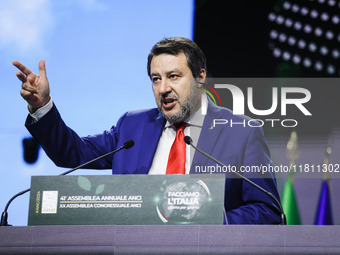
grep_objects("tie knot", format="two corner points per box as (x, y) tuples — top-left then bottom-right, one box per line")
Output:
(174, 122), (187, 131)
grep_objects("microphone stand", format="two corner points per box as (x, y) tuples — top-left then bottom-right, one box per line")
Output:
(0, 140), (134, 226)
(184, 136), (286, 225)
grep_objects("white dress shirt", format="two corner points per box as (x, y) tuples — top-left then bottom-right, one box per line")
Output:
(148, 94), (207, 175)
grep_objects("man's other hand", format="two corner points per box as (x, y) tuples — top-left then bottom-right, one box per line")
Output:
(13, 60), (51, 113)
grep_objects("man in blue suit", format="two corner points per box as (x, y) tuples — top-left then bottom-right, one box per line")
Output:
(14, 37), (281, 224)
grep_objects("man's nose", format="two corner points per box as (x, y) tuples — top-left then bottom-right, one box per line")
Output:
(159, 79), (172, 94)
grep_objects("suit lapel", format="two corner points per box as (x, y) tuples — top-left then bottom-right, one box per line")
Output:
(190, 100), (225, 173)
(136, 102), (226, 174)
(137, 111), (165, 174)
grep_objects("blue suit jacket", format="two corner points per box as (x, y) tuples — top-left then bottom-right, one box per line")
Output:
(26, 100), (281, 224)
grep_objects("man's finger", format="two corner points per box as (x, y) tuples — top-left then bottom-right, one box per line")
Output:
(20, 89), (38, 101)
(20, 89), (32, 99)
(22, 83), (38, 94)
(13, 60), (32, 76)
(38, 60), (47, 79)
(16, 71), (27, 83)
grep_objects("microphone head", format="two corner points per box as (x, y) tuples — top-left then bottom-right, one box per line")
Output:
(123, 140), (135, 149)
(184, 136), (192, 145)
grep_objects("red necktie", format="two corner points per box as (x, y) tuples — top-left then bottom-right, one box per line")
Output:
(166, 123), (187, 174)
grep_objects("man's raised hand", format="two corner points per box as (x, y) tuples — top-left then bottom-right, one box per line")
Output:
(13, 60), (51, 113)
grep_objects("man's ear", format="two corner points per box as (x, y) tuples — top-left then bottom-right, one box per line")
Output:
(196, 68), (206, 85)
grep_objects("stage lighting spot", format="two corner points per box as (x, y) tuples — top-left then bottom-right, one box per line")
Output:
(273, 48), (282, 58)
(283, 51), (291, 60)
(268, 12), (276, 22)
(332, 15), (340, 24)
(311, 9), (319, 18)
(325, 30), (334, 39)
(283, 2), (292, 10)
(285, 18), (293, 27)
(303, 58), (312, 67)
(320, 46), (329, 55)
(304, 24), (312, 33)
(309, 42), (317, 52)
(276, 15), (285, 24)
(315, 27), (323, 36)
(301, 7), (309, 16)
(298, 39), (306, 49)
(315, 61), (323, 71)
(328, 0), (336, 6)
(292, 4), (300, 12)
(332, 49), (340, 59)
(327, 65), (335, 74)
(321, 12), (329, 21)
(279, 33), (287, 42)
(288, 36), (297, 45)
(270, 30), (279, 39)
(294, 21), (302, 30)
(293, 54), (301, 64)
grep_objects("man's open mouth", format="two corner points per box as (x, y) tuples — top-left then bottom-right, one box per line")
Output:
(162, 97), (177, 110)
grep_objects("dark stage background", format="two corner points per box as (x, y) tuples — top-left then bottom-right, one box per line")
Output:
(194, 0), (340, 225)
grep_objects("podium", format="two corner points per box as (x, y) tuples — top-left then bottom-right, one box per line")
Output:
(1, 225), (340, 254)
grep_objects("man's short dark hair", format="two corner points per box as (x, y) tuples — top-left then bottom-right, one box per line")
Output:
(147, 37), (207, 79)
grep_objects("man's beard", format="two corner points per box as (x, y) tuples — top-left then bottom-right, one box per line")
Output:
(157, 84), (201, 124)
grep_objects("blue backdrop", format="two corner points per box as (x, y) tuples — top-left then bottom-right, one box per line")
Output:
(0, 0), (194, 226)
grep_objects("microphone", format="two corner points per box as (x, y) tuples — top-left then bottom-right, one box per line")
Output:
(184, 136), (286, 225)
(0, 140), (134, 226)
(123, 140), (134, 149)
(60, 140), (134, 176)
